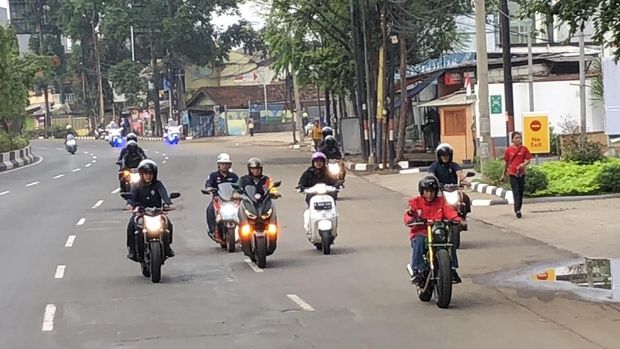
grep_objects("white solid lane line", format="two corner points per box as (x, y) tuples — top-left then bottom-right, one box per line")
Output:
(0, 191), (10, 196)
(54, 265), (66, 279)
(0, 156), (44, 175)
(72, 168), (81, 172)
(244, 258), (264, 273)
(53, 174), (64, 179)
(286, 294), (315, 311)
(92, 200), (104, 209)
(41, 304), (56, 332)
(65, 235), (76, 247)
(25, 181), (40, 187)
(76, 218), (86, 226)
(111, 188), (121, 194)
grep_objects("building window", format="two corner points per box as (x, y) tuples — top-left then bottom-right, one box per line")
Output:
(444, 109), (467, 136)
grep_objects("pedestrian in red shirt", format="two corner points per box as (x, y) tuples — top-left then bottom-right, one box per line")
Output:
(403, 175), (463, 284)
(501, 132), (532, 218)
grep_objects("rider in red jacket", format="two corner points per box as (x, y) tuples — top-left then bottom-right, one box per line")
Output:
(404, 175), (464, 284)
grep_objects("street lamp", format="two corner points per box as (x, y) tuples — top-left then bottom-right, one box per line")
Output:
(128, 3), (135, 61)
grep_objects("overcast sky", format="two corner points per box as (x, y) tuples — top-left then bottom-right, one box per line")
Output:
(211, 0), (268, 30)
(0, 0), (8, 11)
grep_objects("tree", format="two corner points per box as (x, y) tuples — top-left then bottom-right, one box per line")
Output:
(518, 0), (620, 60)
(0, 26), (50, 140)
(108, 60), (148, 108)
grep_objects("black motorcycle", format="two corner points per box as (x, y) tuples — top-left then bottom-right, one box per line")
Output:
(236, 181), (281, 268)
(123, 192), (181, 283)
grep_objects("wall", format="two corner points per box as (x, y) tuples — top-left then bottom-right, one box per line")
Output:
(439, 105), (475, 163)
(481, 79), (605, 140)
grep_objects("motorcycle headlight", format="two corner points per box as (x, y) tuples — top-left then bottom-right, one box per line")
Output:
(130, 172), (141, 184)
(432, 227), (448, 243)
(444, 191), (460, 206)
(221, 204), (237, 217)
(244, 209), (257, 220)
(328, 163), (340, 175)
(261, 208), (273, 219)
(143, 215), (163, 235)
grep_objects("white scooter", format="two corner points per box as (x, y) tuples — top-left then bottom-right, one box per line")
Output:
(164, 125), (182, 144)
(300, 183), (340, 255)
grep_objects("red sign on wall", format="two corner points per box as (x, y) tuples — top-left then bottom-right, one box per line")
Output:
(444, 72), (463, 86)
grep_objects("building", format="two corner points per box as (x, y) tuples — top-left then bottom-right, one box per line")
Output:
(0, 0), (8, 27)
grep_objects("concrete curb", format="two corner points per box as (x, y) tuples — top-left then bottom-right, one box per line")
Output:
(0, 146), (38, 172)
(523, 193), (620, 204)
(471, 182), (514, 204)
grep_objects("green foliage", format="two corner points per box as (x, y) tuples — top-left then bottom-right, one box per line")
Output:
(549, 126), (558, 155)
(482, 160), (506, 186)
(518, 0), (620, 60)
(536, 161), (604, 196)
(473, 156), (481, 172)
(523, 166), (548, 195)
(560, 134), (605, 165)
(0, 131), (29, 153)
(597, 159), (620, 193)
(109, 60), (148, 107)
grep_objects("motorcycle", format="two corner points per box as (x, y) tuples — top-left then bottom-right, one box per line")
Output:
(119, 166), (141, 193)
(236, 181), (281, 268)
(202, 182), (241, 252)
(109, 128), (123, 147)
(65, 138), (77, 155)
(164, 125), (182, 144)
(299, 183), (340, 255)
(406, 219), (460, 309)
(122, 192), (181, 283)
(441, 171), (475, 249)
(94, 127), (107, 140)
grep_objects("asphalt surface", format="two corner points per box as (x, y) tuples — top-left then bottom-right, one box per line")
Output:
(1, 139), (620, 349)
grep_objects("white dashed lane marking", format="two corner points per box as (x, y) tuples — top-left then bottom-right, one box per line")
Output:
(53, 174), (64, 179)
(76, 218), (86, 226)
(287, 294), (315, 311)
(65, 235), (76, 247)
(25, 181), (39, 187)
(54, 265), (66, 279)
(92, 200), (104, 209)
(41, 304), (56, 332)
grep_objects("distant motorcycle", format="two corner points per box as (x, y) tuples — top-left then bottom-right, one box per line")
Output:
(65, 138), (77, 155)
(109, 129), (123, 147)
(94, 127), (107, 140)
(164, 125), (182, 145)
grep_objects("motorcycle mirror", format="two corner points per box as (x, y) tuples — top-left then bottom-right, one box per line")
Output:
(231, 183), (241, 190)
(200, 189), (211, 195)
(466, 171), (476, 177)
(273, 181), (282, 188)
(120, 193), (131, 200)
(169, 192), (181, 199)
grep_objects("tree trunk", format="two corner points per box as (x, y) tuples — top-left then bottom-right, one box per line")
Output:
(396, 33), (408, 162)
(325, 89), (331, 126)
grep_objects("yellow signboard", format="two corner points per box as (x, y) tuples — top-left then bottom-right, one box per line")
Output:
(522, 113), (550, 154)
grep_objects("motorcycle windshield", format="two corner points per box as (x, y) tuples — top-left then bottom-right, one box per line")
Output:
(217, 183), (235, 201)
(243, 185), (262, 204)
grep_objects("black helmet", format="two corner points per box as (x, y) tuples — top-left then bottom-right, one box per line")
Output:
(127, 133), (138, 142)
(138, 159), (158, 181)
(322, 126), (333, 138)
(247, 157), (263, 175)
(418, 175), (440, 197)
(436, 143), (454, 162)
(325, 135), (337, 146)
(126, 140), (138, 153)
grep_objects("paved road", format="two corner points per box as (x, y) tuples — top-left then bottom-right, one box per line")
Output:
(1, 139), (619, 349)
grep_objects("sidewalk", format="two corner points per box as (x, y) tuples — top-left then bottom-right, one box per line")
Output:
(189, 131), (313, 149)
(364, 171), (620, 258)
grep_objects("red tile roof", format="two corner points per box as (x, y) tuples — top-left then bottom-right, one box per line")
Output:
(187, 83), (322, 109)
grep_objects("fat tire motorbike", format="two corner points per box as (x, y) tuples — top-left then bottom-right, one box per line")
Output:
(406, 219), (461, 309)
(236, 181), (281, 268)
(123, 192), (181, 283)
(202, 183), (241, 252)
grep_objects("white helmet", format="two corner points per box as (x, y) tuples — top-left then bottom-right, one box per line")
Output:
(217, 153), (232, 164)
(66, 124), (73, 130)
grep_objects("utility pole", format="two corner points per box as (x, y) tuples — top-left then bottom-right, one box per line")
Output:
(350, 0), (369, 158)
(499, 0), (515, 145)
(360, 0), (376, 164)
(92, 16), (105, 127)
(475, 0), (492, 169)
(395, 32), (408, 162)
(37, 1), (52, 138)
(292, 69), (303, 142)
(527, 27), (534, 112)
(579, 27), (587, 134)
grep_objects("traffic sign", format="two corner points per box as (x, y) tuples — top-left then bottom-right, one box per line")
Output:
(523, 113), (550, 154)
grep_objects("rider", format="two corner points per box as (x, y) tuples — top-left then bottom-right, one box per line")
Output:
(404, 175), (464, 284)
(237, 158), (281, 198)
(125, 160), (175, 261)
(319, 135), (342, 160)
(65, 124), (76, 138)
(117, 133), (147, 165)
(205, 153), (239, 240)
(427, 143), (471, 220)
(297, 152), (339, 205)
(317, 126), (334, 149)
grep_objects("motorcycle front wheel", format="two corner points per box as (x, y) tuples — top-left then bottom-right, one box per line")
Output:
(226, 227), (236, 252)
(435, 249), (452, 308)
(149, 242), (163, 283)
(255, 236), (267, 268)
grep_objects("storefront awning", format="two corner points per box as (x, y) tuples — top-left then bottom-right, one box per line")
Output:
(394, 70), (444, 109)
(417, 91), (473, 108)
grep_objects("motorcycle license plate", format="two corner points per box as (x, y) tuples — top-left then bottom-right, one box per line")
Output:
(314, 202), (332, 210)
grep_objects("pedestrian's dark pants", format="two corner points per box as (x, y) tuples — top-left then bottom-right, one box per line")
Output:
(249, 128), (254, 137)
(127, 216), (173, 250)
(411, 235), (459, 272)
(509, 175), (526, 213)
(206, 201), (216, 236)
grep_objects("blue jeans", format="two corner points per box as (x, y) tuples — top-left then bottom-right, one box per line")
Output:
(410, 235), (459, 272)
